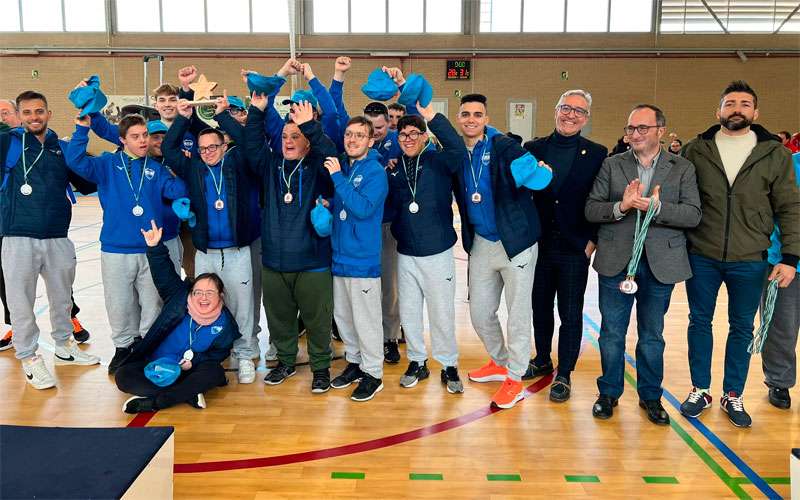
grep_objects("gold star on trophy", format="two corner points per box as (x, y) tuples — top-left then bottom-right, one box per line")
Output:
(188, 74), (218, 102)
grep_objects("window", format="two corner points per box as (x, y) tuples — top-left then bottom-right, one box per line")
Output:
(1, 0), (107, 32)
(207, 0), (250, 33)
(311, 0), (462, 33)
(481, 0), (652, 32)
(0, 0), (21, 31)
(252, 0), (290, 33)
(115, 0), (290, 33)
(162, 0), (205, 32)
(661, 0), (800, 33)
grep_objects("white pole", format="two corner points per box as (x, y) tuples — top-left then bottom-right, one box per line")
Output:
(287, 0), (297, 94)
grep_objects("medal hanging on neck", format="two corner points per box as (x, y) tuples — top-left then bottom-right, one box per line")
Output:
(119, 152), (147, 216)
(206, 158), (226, 211)
(183, 318), (201, 363)
(281, 158), (303, 204)
(619, 198), (658, 294)
(20, 133), (45, 196)
(468, 140), (488, 204)
(338, 159), (365, 221)
(402, 154), (422, 214)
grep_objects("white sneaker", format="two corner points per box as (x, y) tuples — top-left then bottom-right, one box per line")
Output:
(238, 358), (256, 384)
(54, 338), (100, 366)
(22, 355), (56, 389)
(265, 342), (278, 362)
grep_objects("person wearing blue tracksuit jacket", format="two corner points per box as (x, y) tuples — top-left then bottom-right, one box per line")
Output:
(385, 103), (467, 395)
(455, 93), (553, 410)
(66, 113), (187, 375)
(323, 116), (388, 402)
(161, 99), (261, 385)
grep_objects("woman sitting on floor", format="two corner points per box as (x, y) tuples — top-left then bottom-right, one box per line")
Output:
(115, 220), (240, 414)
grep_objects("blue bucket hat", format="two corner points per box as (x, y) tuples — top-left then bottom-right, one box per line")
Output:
(227, 95), (246, 110)
(282, 90), (318, 109)
(510, 153), (553, 191)
(398, 73), (433, 108)
(68, 75), (108, 118)
(172, 198), (197, 228)
(361, 67), (398, 101)
(146, 120), (168, 135)
(144, 358), (182, 387)
(246, 72), (286, 96)
(310, 197), (332, 237)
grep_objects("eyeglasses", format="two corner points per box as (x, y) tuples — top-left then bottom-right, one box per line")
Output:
(191, 289), (219, 298)
(623, 125), (662, 136)
(228, 108), (246, 116)
(398, 131), (423, 141)
(556, 104), (589, 117)
(198, 144), (223, 154)
(344, 131), (369, 140)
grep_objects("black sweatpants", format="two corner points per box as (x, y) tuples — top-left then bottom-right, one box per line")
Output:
(115, 360), (228, 409)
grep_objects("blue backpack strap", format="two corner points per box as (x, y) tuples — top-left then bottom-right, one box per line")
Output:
(1, 133), (22, 191)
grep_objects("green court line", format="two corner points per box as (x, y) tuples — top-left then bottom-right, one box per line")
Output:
(732, 477), (790, 485)
(409, 473), (443, 480)
(331, 472), (365, 479)
(585, 332), (751, 499)
(487, 474), (522, 482)
(643, 476), (680, 484)
(565, 475), (600, 483)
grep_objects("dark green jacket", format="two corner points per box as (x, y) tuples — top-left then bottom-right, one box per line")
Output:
(682, 124), (800, 266)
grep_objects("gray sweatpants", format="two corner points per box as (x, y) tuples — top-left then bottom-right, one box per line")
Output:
(195, 245), (256, 360)
(101, 252), (162, 348)
(334, 276), (383, 379)
(397, 247), (458, 367)
(164, 236), (183, 277)
(381, 223), (401, 341)
(2, 237), (76, 360)
(468, 235), (537, 380)
(762, 268), (800, 389)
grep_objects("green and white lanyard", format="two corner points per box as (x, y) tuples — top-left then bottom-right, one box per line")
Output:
(402, 153), (423, 214)
(619, 198), (658, 294)
(19, 132), (45, 196)
(281, 158), (304, 204)
(206, 157), (226, 210)
(118, 152), (148, 217)
(467, 138), (488, 204)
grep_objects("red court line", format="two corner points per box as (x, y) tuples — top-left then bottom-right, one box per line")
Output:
(171, 374), (553, 473)
(126, 412), (157, 428)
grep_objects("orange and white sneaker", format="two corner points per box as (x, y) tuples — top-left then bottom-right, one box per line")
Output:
(71, 317), (90, 343)
(491, 378), (525, 409)
(0, 330), (12, 352)
(468, 359), (508, 383)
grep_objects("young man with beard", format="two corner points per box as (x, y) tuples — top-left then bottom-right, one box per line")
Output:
(324, 116), (388, 401)
(679, 81), (799, 428)
(455, 93), (553, 409)
(245, 96), (337, 393)
(385, 102), (468, 394)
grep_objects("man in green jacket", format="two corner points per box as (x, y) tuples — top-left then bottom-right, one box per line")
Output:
(679, 81), (799, 428)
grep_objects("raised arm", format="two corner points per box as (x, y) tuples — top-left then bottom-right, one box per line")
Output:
(142, 220), (186, 302)
(161, 104), (194, 179)
(243, 92), (275, 178)
(212, 93), (245, 145)
(64, 117), (106, 184)
(419, 101), (466, 173)
(87, 112), (122, 148)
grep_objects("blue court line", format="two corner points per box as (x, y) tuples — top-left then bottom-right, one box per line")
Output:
(583, 313), (781, 499)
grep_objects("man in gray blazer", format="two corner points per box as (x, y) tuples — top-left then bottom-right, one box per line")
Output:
(585, 104), (701, 425)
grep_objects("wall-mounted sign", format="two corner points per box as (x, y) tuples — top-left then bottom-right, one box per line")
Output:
(446, 60), (471, 80)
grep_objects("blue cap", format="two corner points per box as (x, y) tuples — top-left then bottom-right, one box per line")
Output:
(398, 73), (433, 108)
(310, 197), (332, 237)
(510, 152), (553, 191)
(172, 198), (196, 228)
(227, 95), (246, 110)
(146, 120), (168, 135)
(361, 67), (399, 101)
(246, 72), (286, 96)
(282, 90), (318, 109)
(144, 358), (182, 387)
(68, 75), (108, 118)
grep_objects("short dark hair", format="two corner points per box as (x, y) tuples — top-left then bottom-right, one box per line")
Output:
(198, 128), (225, 143)
(346, 116), (374, 137)
(191, 272), (225, 297)
(387, 102), (406, 113)
(460, 93), (487, 106)
(16, 90), (48, 109)
(397, 115), (427, 134)
(364, 102), (389, 120)
(632, 104), (666, 127)
(777, 130), (791, 141)
(672, 138), (683, 146)
(721, 80), (758, 108)
(118, 114), (147, 138)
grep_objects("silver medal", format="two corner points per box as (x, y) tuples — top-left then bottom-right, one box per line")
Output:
(214, 199), (224, 210)
(619, 279), (638, 295)
(20, 183), (33, 196)
(132, 205), (144, 217)
(339, 209), (347, 221)
(182, 349), (194, 361)
(284, 192), (293, 204)
(409, 201), (419, 214)
(471, 192), (482, 204)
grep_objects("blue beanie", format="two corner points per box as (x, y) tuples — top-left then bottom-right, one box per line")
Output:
(398, 74), (433, 108)
(282, 90), (318, 109)
(227, 96), (246, 110)
(172, 198), (196, 228)
(246, 72), (286, 96)
(310, 197), (332, 237)
(68, 75), (108, 118)
(144, 358), (182, 387)
(361, 68), (399, 101)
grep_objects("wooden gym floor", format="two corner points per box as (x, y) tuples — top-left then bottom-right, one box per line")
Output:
(1, 196), (796, 499)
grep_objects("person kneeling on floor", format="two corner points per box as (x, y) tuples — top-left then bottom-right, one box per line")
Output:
(115, 220), (240, 414)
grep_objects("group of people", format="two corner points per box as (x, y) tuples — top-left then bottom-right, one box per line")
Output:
(0, 56), (797, 429)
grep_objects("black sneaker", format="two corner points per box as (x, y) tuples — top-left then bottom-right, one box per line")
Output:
(592, 394), (618, 419)
(123, 396), (157, 414)
(384, 340), (400, 364)
(440, 366), (464, 394)
(639, 399), (670, 425)
(721, 392), (752, 428)
(187, 393), (207, 409)
(351, 373), (384, 402)
(311, 368), (331, 393)
(400, 360), (429, 388)
(768, 387), (791, 409)
(549, 375), (571, 402)
(522, 359), (554, 380)
(331, 362), (363, 389)
(680, 387), (713, 418)
(71, 317), (90, 343)
(398, 326), (406, 344)
(263, 362), (296, 385)
(108, 346), (133, 375)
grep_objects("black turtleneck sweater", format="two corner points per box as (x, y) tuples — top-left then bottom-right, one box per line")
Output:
(542, 130), (579, 194)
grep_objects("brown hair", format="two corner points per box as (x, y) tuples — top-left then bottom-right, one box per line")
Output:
(191, 273), (225, 297)
(153, 84), (180, 98)
(346, 116), (374, 137)
(16, 90), (48, 109)
(118, 114), (147, 138)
